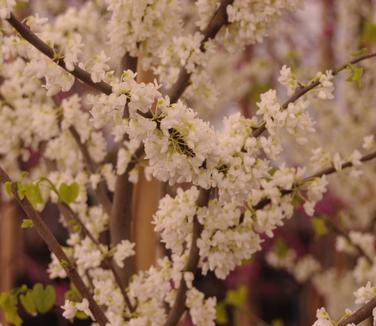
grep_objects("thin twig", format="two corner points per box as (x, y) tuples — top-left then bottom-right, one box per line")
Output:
(253, 149), (376, 211)
(7, 14), (112, 95)
(322, 216), (373, 264)
(109, 56), (139, 288)
(68, 126), (112, 215)
(58, 203), (135, 312)
(168, 0), (234, 103)
(337, 297), (376, 325)
(164, 188), (210, 326)
(0, 166), (109, 326)
(252, 52), (376, 137)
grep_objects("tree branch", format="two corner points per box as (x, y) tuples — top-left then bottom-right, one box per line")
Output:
(252, 52), (376, 137)
(110, 145), (144, 286)
(168, 0), (234, 103)
(0, 166), (109, 326)
(322, 216), (373, 264)
(68, 126), (112, 216)
(58, 203), (135, 312)
(253, 148), (376, 211)
(338, 297), (376, 326)
(164, 188), (210, 326)
(7, 13), (112, 95)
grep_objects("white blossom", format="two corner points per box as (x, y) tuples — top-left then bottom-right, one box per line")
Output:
(113, 240), (135, 268)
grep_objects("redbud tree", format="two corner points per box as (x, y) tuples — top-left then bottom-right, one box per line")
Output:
(0, 1), (376, 325)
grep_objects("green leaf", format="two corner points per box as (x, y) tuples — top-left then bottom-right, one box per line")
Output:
(362, 20), (376, 44)
(58, 182), (80, 205)
(4, 181), (13, 197)
(20, 291), (37, 316)
(68, 219), (81, 233)
(64, 283), (82, 302)
(75, 310), (89, 320)
(346, 64), (364, 87)
(311, 217), (328, 239)
(216, 302), (228, 325)
(21, 219), (33, 229)
(272, 319), (284, 326)
(291, 190), (302, 206)
(0, 292), (22, 326)
(274, 238), (289, 259)
(24, 184), (43, 209)
(32, 284), (56, 314)
(351, 48), (368, 57)
(225, 286), (247, 308)
(17, 182), (27, 200)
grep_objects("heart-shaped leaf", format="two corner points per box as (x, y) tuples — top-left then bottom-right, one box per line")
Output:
(32, 284), (56, 314)
(58, 182), (80, 205)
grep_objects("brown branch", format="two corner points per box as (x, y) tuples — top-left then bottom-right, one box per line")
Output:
(168, 0), (234, 103)
(0, 166), (109, 326)
(322, 217), (373, 264)
(253, 149), (376, 211)
(164, 188), (210, 326)
(338, 297), (376, 325)
(68, 127), (112, 216)
(252, 52), (376, 137)
(7, 13), (112, 95)
(1, 68), (112, 215)
(58, 203), (135, 312)
(110, 145), (144, 286)
(109, 56), (140, 287)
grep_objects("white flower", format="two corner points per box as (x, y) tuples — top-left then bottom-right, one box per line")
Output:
(74, 237), (104, 270)
(332, 152), (344, 171)
(278, 65), (298, 95)
(312, 307), (333, 326)
(88, 51), (110, 83)
(316, 70), (334, 100)
(76, 298), (93, 319)
(303, 176), (328, 216)
(154, 187), (199, 255)
(113, 240), (135, 268)
(0, 0), (17, 19)
(354, 282), (376, 305)
(48, 253), (67, 279)
(116, 147), (132, 175)
(186, 287), (216, 326)
(293, 255), (321, 283)
(349, 150), (362, 167)
(61, 300), (77, 320)
(363, 135), (375, 150)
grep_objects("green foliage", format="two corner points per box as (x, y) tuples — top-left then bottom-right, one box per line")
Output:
(273, 238), (289, 259)
(68, 219), (82, 233)
(58, 182), (80, 204)
(311, 216), (328, 239)
(362, 20), (376, 44)
(19, 291), (37, 316)
(0, 292), (22, 326)
(225, 285), (247, 308)
(64, 283), (82, 302)
(31, 284), (56, 314)
(351, 48), (368, 57)
(0, 284), (56, 325)
(216, 285), (248, 325)
(16, 182), (43, 209)
(346, 64), (364, 87)
(21, 219), (33, 229)
(4, 181), (13, 197)
(216, 302), (229, 325)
